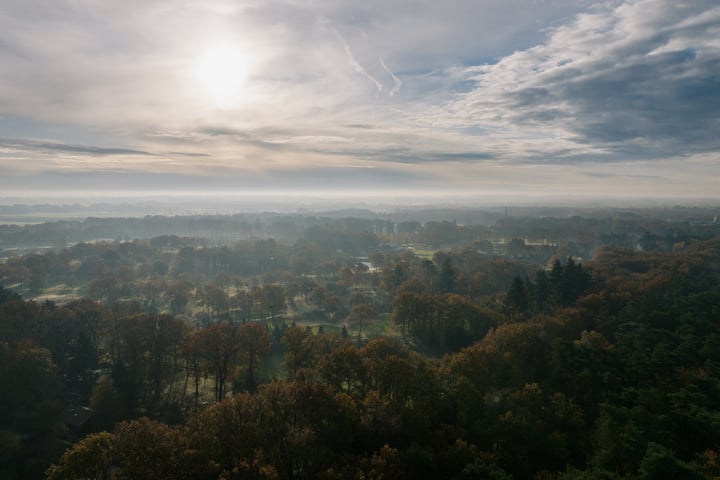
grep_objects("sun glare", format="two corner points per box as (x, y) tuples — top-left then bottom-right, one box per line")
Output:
(194, 44), (250, 107)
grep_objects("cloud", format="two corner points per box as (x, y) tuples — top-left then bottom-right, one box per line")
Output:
(0, 0), (594, 129)
(379, 57), (402, 96)
(165, 152), (210, 158)
(448, 0), (720, 161)
(0, 0), (718, 198)
(334, 28), (383, 93)
(0, 138), (152, 156)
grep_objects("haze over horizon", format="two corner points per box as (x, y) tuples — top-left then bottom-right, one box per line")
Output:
(1, 0), (719, 201)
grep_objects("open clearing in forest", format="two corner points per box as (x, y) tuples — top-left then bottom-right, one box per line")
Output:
(405, 244), (436, 259)
(35, 284), (84, 303)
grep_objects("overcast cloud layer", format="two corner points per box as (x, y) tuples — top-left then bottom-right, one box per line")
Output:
(0, 0), (718, 200)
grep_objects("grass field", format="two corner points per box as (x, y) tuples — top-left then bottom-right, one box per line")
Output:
(34, 284), (84, 303)
(405, 244), (436, 259)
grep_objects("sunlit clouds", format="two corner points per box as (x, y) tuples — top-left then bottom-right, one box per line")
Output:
(0, 0), (718, 199)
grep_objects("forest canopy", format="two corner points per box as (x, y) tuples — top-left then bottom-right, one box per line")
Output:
(0, 208), (719, 479)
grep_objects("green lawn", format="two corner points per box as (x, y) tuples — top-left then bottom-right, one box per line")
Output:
(34, 284), (84, 303)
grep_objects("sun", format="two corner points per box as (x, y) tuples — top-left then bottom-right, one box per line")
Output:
(193, 44), (250, 107)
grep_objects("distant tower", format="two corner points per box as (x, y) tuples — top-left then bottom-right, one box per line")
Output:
(505, 206), (508, 217)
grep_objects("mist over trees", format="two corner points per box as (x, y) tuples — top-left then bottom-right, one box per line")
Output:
(0, 205), (719, 479)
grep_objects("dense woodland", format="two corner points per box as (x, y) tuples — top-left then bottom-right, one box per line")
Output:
(1, 207), (720, 479)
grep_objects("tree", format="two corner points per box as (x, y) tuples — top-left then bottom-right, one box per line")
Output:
(506, 276), (529, 315)
(190, 323), (242, 402)
(637, 443), (704, 480)
(281, 326), (315, 380)
(237, 322), (271, 391)
(349, 291), (371, 307)
(88, 375), (127, 431)
(166, 279), (193, 314)
(391, 292), (425, 338)
(381, 263), (406, 295)
(111, 417), (193, 480)
(180, 336), (203, 410)
(308, 285), (329, 313)
(318, 343), (367, 397)
(438, 257), (457, 293)
(199, 284), (228, 319)
(346, 304), (377, 338)
(147, 314), (187, 404)
(340, 262), (370, 288)
(45, 432), (114, 480)
(259, 285), (286, 321)
(110, 314), (159, 413)
(0, 342), (65, 479)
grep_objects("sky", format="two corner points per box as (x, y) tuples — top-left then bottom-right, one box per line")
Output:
(0, 0), (719, 202)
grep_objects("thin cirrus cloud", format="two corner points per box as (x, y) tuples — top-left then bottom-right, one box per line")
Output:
(0, 0), (718, 199)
